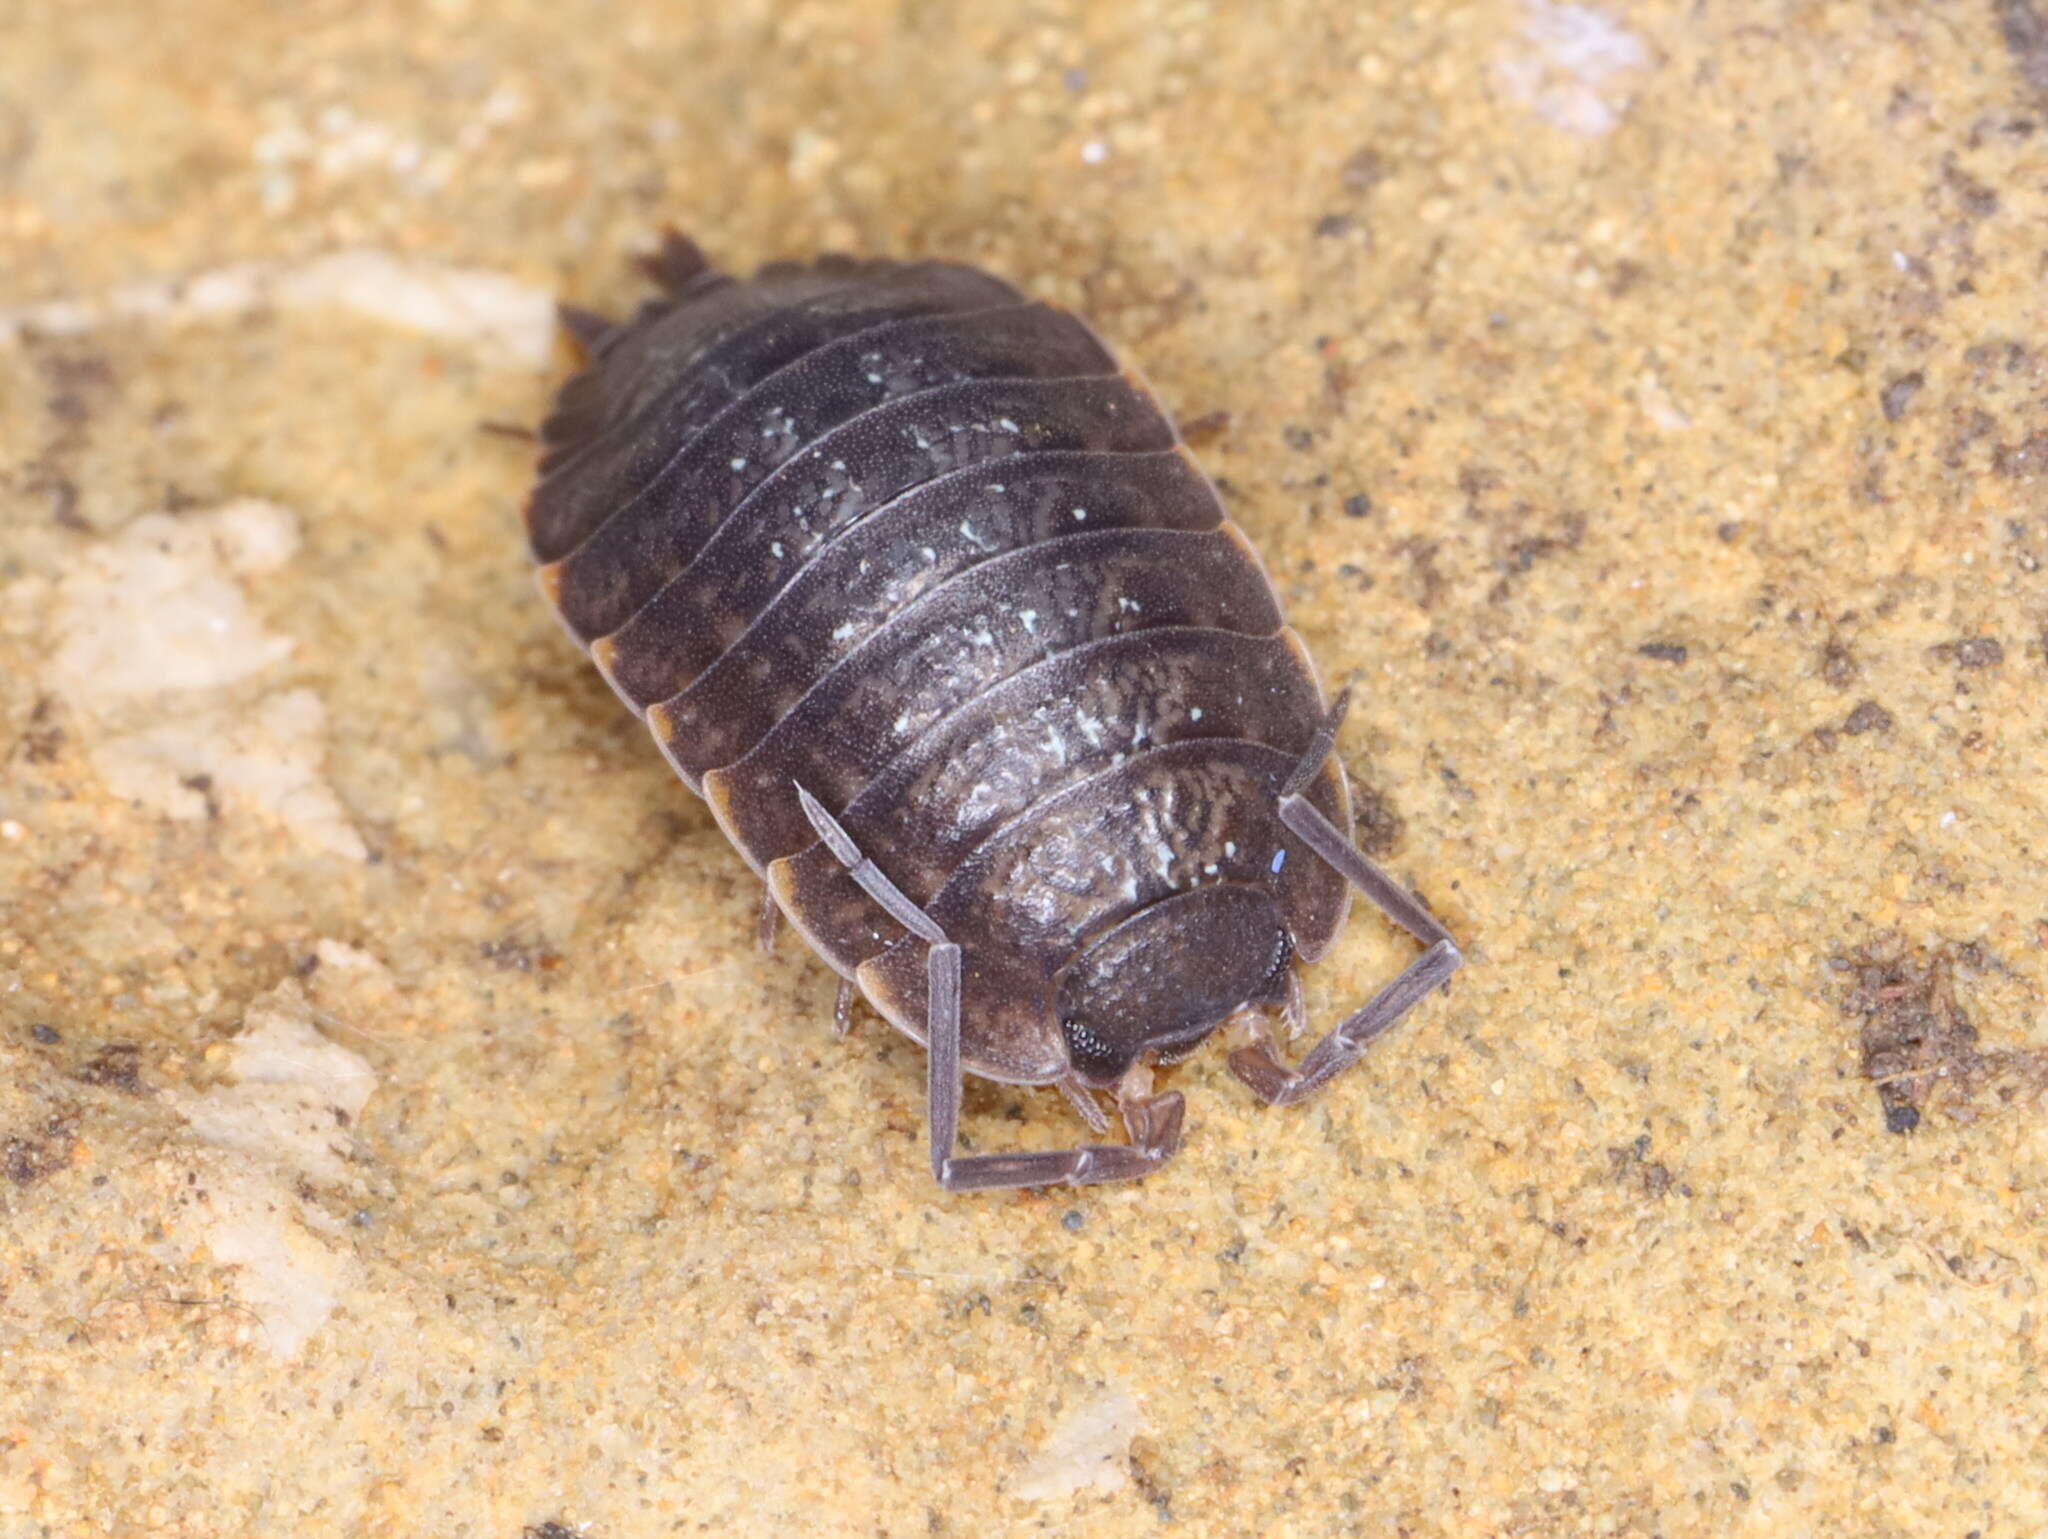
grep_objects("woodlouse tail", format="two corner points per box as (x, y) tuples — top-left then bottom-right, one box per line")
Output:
(556, 304), (616, 351)
(636, 229), (717, 295)
(531, 234), (722, 475)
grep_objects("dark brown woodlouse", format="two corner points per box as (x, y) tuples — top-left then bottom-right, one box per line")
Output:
(526, 234), (1461, 1192)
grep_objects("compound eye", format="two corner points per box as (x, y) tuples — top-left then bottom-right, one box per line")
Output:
(1060, 1017), (1130, 1083)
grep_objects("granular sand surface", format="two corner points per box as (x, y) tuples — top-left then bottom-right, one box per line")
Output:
(2, 2), (2045, 1534)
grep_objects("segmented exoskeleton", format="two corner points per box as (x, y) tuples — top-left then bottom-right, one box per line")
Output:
(527, 234), (1461, 1191)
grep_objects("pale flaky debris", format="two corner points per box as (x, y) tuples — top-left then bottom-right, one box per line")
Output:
(1493, 2), (1651, 137)
(0, 250), (557, 368)
(168, 981), (378, 1360)
(1012, 1386), (1145, 1503)
(47, 501), (300, 707)
(42, 500), (367, 860)
(87, 688), (369, 861)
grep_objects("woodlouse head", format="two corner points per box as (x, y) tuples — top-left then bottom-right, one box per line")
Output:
(1054, 884), (1295, 1088)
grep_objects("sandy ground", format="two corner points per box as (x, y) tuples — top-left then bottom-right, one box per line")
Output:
(2, 1), (2046, 1534)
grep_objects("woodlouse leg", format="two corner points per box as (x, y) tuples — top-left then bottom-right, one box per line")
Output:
(1281, 966), (1309, 1040)
(756, 885), (783, 953)
(1229, 940), (1461, 1106)
(833, 979), (858, 1039)
(1230, 690), (1464, 1107)
(930, 941), (1183, 1191)
(1057, 1073), (1112, 1134)
(794, 786), (947, 946)
(794, 784), (1183, 1191)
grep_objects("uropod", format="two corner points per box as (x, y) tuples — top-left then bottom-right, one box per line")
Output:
(525, 234), (1462, 1192)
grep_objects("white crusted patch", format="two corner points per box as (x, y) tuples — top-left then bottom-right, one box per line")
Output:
(1636, 370), (1693, 432)
(1013, 1386), (1144, 1503)
(44, 502), (367, 860)
(191, 1179), (355, 1363)
(180, 980), (376, 1184)
(49, 501), (300, 706)
(0, 250), (556, 367)
(313, 937), (389, 978)
(90, 689), (369, 860)
(170, 981), (377, 1360)
(1494, 2), (1650, 137)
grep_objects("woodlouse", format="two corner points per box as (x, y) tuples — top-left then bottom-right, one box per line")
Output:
(526, 234), (1461, 1191)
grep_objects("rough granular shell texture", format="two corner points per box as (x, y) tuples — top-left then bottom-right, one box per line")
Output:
(2, 2), (2046, 1535)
